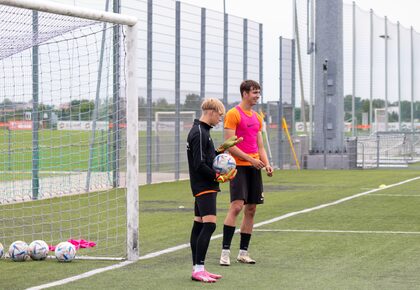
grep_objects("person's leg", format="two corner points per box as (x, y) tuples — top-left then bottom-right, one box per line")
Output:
(194, 214), (216, 270)
(237, 168), (262, 264)
(219, 200), (244, 265)
(240, 203), (256, 234)
(192, 215), (218, 282)
(222, 200), (244, 248)
(237, 204), (257, 264)
(192, 193), (219, 282)
(220, 166), (247, 266)
(190, 218), (203, 266)
(190, 201), (203, 266)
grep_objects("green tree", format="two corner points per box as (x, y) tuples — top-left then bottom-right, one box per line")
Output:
(183, 93), (203, 117)
(65, 99), (95, 121)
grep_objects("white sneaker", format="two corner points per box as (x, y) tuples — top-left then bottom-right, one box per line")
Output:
(237, 250), (256, 264)
(219, 249), (231, 266)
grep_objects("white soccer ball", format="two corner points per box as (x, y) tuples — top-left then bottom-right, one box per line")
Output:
(0, 242), (3, 258)
(8, 240), (29, 262)
(29, 240), (49, 261)
(55, 241), (76, 262)
(213, 153), (236, 174)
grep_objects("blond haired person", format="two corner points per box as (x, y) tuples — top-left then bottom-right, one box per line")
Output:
(187, 98), (242, 282)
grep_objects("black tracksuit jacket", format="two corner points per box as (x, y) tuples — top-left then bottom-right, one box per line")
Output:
(186, 119), (220, 196)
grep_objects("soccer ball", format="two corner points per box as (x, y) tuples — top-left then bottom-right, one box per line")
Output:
(55, 241), (76, 262)
(8, 241), (29, 262)
(0, 242), (3, 258)
(28, 240), (49, 261)
(213, 153), (236, 174)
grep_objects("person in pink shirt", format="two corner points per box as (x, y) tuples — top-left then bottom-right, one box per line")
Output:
(219, 80), (273, 266)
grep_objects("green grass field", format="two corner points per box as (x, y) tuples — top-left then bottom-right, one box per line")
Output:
(1, 169), (420, 289)
(0, 129), (213, 175)
(0, 129), (110, 172)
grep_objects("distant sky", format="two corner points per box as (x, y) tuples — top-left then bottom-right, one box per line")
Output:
(179, 0), (420, 101)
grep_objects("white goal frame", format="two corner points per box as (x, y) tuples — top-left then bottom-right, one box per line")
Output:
(0, 0), (139, 261)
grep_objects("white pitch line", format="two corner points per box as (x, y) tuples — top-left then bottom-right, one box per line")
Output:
(26, 261), (136, 290)
(368, 194), (420, 197)
(28, 175), (420, 290)
(254, 229), (420, 235)
(253, 176), (420, 229)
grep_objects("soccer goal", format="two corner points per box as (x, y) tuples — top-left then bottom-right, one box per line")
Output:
(0, 0), (139, 260)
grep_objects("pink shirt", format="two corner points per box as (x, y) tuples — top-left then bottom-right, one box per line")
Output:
(234, 106), (260, 154)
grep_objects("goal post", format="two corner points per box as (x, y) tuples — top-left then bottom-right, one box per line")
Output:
(0, 0), (139, 260)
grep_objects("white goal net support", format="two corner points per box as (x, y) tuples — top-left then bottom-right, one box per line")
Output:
(0, 0), (138, 260)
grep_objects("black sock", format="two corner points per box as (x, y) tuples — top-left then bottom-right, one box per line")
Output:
(240, 233), (252, 251)
(222, 225), (236, 250)
(195, 222), (216, 265)
(190, 221), (203, 265)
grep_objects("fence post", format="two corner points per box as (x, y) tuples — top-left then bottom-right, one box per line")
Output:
(112, 0), (121, 188)
(397, 21), (402, 131)
(411, 26), (415, 134)
(200, 8), (206, 101)
(243, 18), (248, 81)
(146, 0), (153, 184)
(352, 1), (356, 136)
(32, 10), (39, 200)
(278, 37), (283, 169)
(175, 1), (180, 180)
(376, 134), (380, 168)
(384, 16), (389, 132)
(223, 12), (228, 109)
(259, 23), (263, 102)
(369, 9), (374, 134)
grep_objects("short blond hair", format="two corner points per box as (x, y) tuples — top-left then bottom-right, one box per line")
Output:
(201, 98), (225, 116)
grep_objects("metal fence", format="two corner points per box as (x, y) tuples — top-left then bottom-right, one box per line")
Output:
(295, 0), (420, 139)
(122, 0), (262, 182)
(355, 132), (420, 168)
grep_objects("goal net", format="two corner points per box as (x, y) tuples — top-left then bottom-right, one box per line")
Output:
(0, 1), (138, 260)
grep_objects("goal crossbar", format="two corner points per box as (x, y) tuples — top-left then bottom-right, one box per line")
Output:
(0, 0), (137, 26)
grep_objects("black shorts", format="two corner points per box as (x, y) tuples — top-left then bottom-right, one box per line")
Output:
(194, 192), (217, 217)
(230, 166), (264, 204)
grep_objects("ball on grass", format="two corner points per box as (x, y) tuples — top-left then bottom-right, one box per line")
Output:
(55, 241), (76, 262)
(8, 241), (29, 262)
(29, 240), (49, 261)
(379, 184), (386, 188)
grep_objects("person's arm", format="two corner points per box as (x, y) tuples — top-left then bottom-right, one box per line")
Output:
(257, 131), (273, 177)
(215, 135), (243, 154)
(190, 131), (216, 180)
(225, 128), (265, 169)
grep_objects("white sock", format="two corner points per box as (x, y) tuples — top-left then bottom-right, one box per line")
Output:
(194, 264), (205, 273)
(239, 249), (248, 256)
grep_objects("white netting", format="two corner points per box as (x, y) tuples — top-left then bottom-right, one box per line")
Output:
(0, 4), (128, 258)
(0, 6), (97, 60)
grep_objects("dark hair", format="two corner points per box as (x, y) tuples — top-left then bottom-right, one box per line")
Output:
(240, 80), (261, 97)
